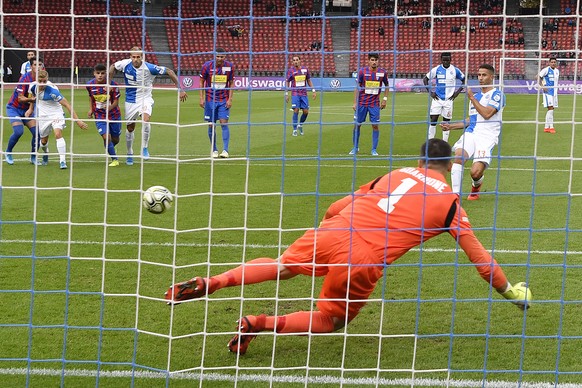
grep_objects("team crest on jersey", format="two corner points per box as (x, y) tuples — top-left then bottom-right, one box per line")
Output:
(493, 94), (501, 101)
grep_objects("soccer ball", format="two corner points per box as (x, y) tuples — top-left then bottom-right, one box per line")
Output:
(514, 282), (533, 308)
(142, 186), (173, 214)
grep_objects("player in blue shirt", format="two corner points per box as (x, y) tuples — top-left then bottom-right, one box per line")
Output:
(27, 70), (88, 169)
(423, 52), (465, 142)
(538, 57), (559, 134)
(109, 47), (187, 165)
(4, 57), (42, 165)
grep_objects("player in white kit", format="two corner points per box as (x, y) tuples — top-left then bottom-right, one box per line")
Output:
(538, 57), (559, 134)
(423, 52), (465, 142)
(110, 47), (187, 165)
(26, 70), (88, 169)
(441, 64), (505, 201)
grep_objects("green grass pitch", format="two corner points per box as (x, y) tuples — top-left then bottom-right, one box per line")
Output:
(1, 87), (582, 387)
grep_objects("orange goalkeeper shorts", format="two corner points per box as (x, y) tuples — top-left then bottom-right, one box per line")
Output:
(280, 217), (384, 322)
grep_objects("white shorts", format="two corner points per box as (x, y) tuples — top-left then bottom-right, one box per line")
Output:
(542, 93), (558, 108)
(38, 118), (66, 138)
(430, 98), (454, 119)
(453, 131), (497, 166)
(125, 98), (154, 122)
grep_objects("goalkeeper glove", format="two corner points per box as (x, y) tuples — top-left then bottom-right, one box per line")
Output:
(500, 282), (532, 310)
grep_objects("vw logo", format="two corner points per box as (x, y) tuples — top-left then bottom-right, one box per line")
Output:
(182, 77), (193, 88)
(330, 79), (341, 89)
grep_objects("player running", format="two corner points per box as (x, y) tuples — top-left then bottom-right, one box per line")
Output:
(165, 139), (530, 355)
(26, 70), (88, 169)
(110, 47), (187, 165)
(441, 63), (505, 200)
(4, 57), (42, 165)
(87, 64), (122, 167)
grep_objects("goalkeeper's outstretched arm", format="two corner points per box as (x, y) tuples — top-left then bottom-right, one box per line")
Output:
(458, 233), (531, 309)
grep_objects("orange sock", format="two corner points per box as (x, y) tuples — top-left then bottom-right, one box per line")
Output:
(207, 258), (279, 294)
(264, 311), (335, 334)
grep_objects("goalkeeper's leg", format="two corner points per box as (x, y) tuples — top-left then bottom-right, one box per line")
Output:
(228, 311), (336, 355)
(165, 258), (294, 303)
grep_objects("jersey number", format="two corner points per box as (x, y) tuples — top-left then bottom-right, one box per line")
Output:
(376, 178), (417, 214)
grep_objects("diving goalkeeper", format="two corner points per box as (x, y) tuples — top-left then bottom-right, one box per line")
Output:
(166, 139), (531, 355)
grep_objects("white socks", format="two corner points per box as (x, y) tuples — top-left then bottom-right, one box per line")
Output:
(442, 129), (450, 142)
(126, 130), (134, 155)
(545, 109), (554, 129)
(142, 122), (151, 148)
(472, 175), (484, 188)
(56, 137), (66, 163)
(451, 163), (463, 194)
(428, 125), (436, 139)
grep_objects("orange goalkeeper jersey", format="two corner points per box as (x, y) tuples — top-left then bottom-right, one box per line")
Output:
(333, 167), (507, 289)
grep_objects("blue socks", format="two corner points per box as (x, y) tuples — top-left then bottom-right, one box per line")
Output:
(208, 124), (230, 151)
(352, 126), (361, 149)
(7, 124), (24, 152)
(372, 130), (379, 150)
(292, 112), (299, 130)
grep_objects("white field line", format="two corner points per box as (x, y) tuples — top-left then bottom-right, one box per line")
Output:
(0, 367), (580, 387)
(1, 238), (581, 256)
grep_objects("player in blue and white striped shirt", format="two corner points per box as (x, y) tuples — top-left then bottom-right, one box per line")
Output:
(423, 52), (465, 142)
(441, 64), (505, 201)
(27, 70), (88, 169)
(110, 47), (187, 165)
(538, 57), (559, 134)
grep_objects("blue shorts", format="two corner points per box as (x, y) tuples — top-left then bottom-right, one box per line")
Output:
(96, 121), (122, 138)
(6, 105), (33, 125)
(354, 106), (380, 125)
(204, 101), (230, 122)
(291, 95), (309, 110)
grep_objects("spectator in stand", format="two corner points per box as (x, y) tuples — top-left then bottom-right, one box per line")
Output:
(378, 26), (385, 36)
(351, 18), (359, 29)
(552, 39), (557, 50)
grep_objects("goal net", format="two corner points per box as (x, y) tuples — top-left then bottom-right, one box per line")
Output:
(1, 0), (581, 386)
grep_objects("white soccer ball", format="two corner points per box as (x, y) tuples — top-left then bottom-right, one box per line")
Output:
(142, 185), (173, 214)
